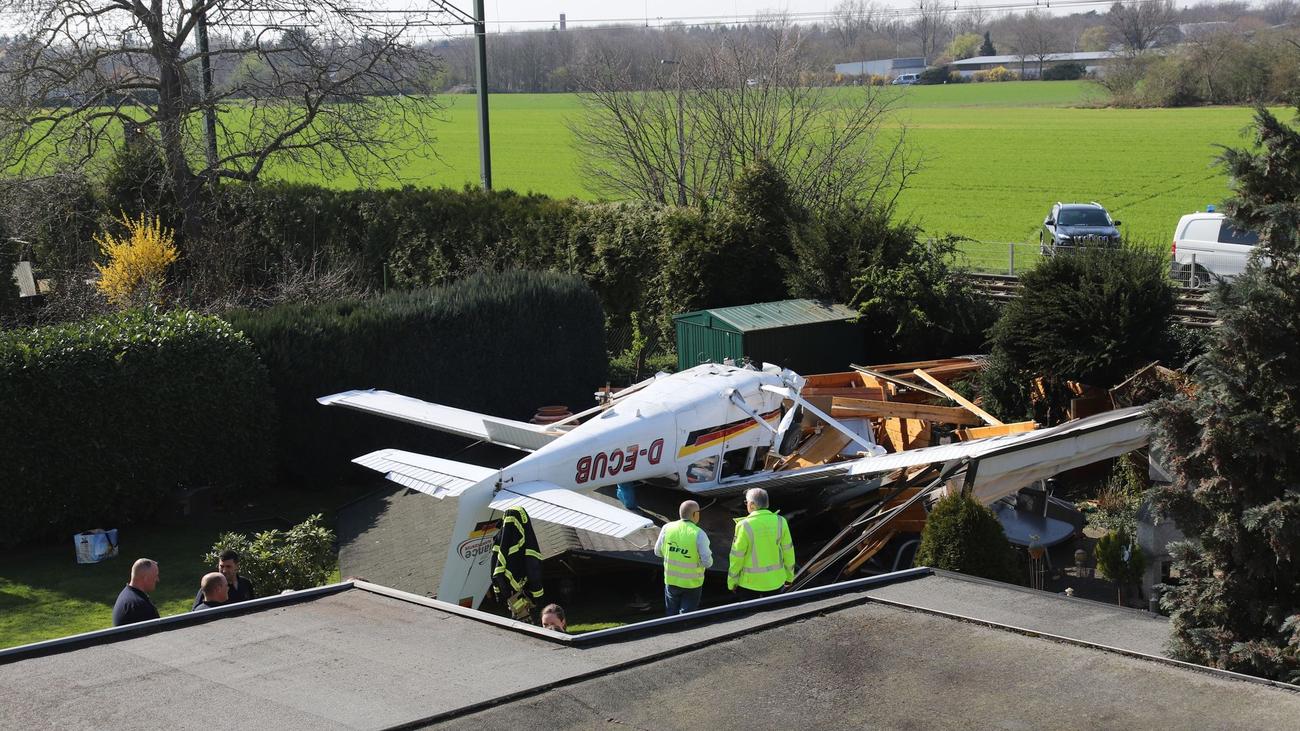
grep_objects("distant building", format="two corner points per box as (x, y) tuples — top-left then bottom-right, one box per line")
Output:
(1175, 21), (1235, 41)
(834, 57), (926, 78)
(949, 50), (1122, 79)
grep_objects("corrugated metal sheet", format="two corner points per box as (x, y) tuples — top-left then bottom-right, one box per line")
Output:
(696, 299), (858, 333)
(674, 299), (860, 372)
(676, 318), (744, 371)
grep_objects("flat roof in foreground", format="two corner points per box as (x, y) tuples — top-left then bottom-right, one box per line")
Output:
(1, 571), (1295, 730)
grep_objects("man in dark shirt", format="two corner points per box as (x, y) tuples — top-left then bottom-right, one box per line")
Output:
(192, 549), (255, 610)
(111, 558), (160, 626)
(191, 572), (228, 611)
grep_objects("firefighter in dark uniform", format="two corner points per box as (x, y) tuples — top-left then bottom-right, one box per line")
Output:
(490, 506), (545, 621)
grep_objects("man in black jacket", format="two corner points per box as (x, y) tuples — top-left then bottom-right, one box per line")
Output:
(112, 558), (160, 626)
(192, 549), (255, 610)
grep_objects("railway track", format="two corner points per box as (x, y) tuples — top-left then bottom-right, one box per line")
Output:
(968, 273), (1218, 328)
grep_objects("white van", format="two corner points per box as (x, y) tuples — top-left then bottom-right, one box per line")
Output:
(891, 73), (920, 85)
(1171, 208), (1259, 287)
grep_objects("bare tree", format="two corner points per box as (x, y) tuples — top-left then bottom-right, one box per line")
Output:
(913, 1), (952, 60)
(1261, 0), (1298, 25)
(1107, 0), (1178, 52)
(571, 21), (919, 212)
(952, 4), (990, 36)
(830, 0), (879, 50)
(1012, 11), (1063, 78)
(569, 40), (711, 207)
(0, 1), (442, 239)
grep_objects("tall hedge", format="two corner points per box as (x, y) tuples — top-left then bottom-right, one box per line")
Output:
(0, 309), (275, 545)
(225, 269), (606, 485)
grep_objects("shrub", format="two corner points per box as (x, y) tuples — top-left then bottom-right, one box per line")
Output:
(851, 235), (995, 361)
(918, 65), (955, 85)
(0, 173), (102, 292)
(225, 270), (606, 485)
(205, 514), (335, 595)
(1042, 62), (1086, 81)
(94, 213), (180, 307)
(0, 309), (275, 545)
(979, 245), (1176, 423)
(1091, 456), (1148, 535)
(915, 492), (1020, 583)
(973, 66), (1018, 82)
(1094, 528), (1147, 605)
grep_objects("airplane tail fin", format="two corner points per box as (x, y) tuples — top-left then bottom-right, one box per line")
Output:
(352, 449), (653, 609)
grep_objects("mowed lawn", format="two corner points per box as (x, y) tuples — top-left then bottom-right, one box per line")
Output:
(267, 81), (1270, 248)
(0, 488), (350, 650)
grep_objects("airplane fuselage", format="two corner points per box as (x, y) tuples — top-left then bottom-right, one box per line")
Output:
(494, 363), (792, 495)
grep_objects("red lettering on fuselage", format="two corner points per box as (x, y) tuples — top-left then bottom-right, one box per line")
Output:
(574, 438), (667, 485)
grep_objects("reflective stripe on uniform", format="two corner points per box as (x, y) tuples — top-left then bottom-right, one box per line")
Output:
(731, 510), (794, 591)
(662, 520), (706, 589)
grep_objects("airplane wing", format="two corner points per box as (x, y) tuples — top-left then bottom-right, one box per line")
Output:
(319, 390), (562, 452)
(690, 406), (1149, 501)
(351, 449), (651, 539)
(352, 448), (496, 498)
(490, 481), (653, 538)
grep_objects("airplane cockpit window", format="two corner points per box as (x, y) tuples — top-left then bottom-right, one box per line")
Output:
(721, 447), (750, 479)
(686, 456), (718, 484)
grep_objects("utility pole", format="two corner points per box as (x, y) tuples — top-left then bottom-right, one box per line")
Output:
(473, 0), (492, 190)
(195, 0), (218, 169)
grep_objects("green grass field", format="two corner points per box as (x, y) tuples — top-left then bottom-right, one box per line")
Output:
(267, 81), (1270, 249)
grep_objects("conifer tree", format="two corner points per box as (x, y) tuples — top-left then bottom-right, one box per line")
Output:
(980, 31), (996, 56)
(1151, 107), (1300, 683)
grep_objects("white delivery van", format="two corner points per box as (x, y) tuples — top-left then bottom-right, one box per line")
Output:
(891, 73), (920, 85)
(1171, 208), (1259, 287)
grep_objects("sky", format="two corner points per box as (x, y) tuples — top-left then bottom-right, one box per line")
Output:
(428, 0), (1124, 36)
(0, 0), (1170, 41)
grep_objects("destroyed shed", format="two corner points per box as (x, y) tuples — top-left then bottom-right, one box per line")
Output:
(674, 299), (863, 374)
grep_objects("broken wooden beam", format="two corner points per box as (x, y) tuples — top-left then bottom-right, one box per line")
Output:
(956, 420), (1038, 440)
(849, 364), (946, 399)
(912, 368), (1003, 426)
(830, 397), (984, 426)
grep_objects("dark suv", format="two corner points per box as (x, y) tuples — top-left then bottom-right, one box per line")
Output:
(1040, 202), (1122, 255)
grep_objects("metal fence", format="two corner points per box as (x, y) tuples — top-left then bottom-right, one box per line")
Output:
(954, 240), (1240, 290)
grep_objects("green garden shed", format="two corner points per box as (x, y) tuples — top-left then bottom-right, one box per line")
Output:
(673, 299), (864, 374)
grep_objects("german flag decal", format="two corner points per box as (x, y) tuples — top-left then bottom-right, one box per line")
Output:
(468, 520), (500, 539)
(678, 408), (782, 458)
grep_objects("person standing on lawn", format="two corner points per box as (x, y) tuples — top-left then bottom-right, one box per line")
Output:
(112, 558), (161, 626)
(192, 549), (255, 610)
(191, 572), (229, 611)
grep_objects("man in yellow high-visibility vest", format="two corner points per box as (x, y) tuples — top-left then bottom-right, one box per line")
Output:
(727, 488), (795, 601)
(653, 500), (712, 615)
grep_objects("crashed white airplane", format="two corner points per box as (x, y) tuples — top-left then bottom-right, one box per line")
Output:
(320, 362), (1148, 608)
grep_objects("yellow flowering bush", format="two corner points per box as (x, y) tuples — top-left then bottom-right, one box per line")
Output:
(94, 213), (179, 306)
(973, 66), (1017, 83)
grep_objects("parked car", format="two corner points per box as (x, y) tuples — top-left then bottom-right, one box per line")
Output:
(1040, 202), (1122, 255)
(891, 73), (920, 85)
(1171, 207), (1260, 287)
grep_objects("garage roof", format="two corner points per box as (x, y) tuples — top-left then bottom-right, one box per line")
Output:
(2, 571), (1296, 730)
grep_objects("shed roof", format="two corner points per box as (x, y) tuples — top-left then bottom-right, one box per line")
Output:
(675, 299), (858, 333)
